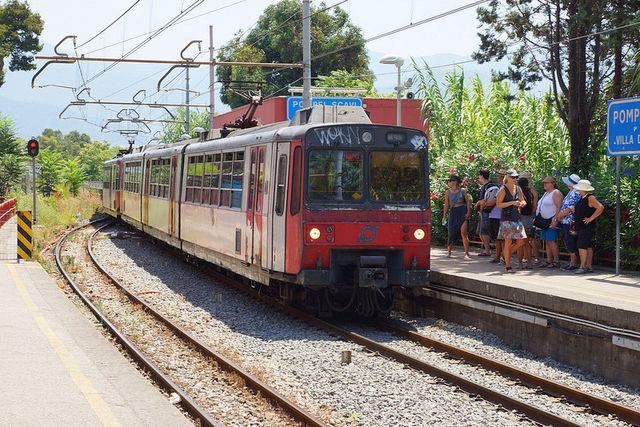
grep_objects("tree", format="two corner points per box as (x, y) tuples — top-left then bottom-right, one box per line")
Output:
(472, 0), (640, 172)
(77, 141), (118, 181)
(0, 114), (26, 197)
(37, 148), (60, 197)
(0, 0), (43, 86)
(161, 107), (211, 144)
(217, 0), (370, 108)
(61, 158), (87, 196)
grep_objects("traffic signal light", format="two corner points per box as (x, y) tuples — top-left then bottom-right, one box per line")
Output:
(27, 139), (39, 157)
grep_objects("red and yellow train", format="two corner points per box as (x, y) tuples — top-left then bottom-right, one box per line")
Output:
(102, 106), (430, 316)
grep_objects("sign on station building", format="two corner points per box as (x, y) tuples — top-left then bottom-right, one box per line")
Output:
(286, 96), (363, 120)
(607, 96), (640, 156)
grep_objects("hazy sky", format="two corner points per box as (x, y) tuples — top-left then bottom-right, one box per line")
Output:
(14, 0), (487, 143)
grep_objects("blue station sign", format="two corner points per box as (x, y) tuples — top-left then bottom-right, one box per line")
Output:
(286, 96), (363, 120)
(607, 97), (640, 156)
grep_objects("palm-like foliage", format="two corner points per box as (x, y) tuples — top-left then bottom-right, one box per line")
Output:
(61, 158), (87, 196)
(37, 148), (60, 197)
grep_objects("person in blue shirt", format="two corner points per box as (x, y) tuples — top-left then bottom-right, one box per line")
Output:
(556, 174), (581, 271)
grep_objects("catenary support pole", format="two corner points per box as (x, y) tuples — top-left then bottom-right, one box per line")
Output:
(396, 64), (402, 126)
(616, 156), (620, 275)
(209, 25), (215, 132)
(185, 66), (190, 134)
(302, 0), (311, 109)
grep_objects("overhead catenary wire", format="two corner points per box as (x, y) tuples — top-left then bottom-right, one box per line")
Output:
(78, 0), (205, 89)
(76, 0), (142, 49)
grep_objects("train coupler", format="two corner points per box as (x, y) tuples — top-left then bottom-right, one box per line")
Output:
(358, 256), (388, 288)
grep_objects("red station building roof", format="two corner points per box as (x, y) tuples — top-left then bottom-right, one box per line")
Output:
(212, 96), (427, 132)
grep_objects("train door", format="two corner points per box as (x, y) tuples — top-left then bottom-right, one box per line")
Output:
(142, 158), (150, 224)
(247, 146), (266, 265)
(169, 156), (177, 235)
(270, 142), (289, 271)
(102, 166), (111, 209)
(113, 163), (121, 211)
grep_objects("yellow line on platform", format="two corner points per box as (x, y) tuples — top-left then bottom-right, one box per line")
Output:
(7, 264), (121, 427)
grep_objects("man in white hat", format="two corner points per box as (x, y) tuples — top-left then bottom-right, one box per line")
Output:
(556, 174), (582, 271)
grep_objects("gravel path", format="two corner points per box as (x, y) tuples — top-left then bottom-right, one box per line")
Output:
(59, 226), (301, 426)
(90, 223), (617, 426)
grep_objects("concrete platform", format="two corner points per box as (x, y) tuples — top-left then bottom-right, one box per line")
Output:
(0, 260), (191, 427)
(429, 246), (640, 331)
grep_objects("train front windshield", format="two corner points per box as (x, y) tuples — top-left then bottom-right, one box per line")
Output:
(306, 149), (425, 204)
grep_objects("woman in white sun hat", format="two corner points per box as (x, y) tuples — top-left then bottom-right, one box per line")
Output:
(556, 173), (581, 271)
(572, 180), (604, 274)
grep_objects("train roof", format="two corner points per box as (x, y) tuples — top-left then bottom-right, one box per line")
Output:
(107, 105), (425, 163)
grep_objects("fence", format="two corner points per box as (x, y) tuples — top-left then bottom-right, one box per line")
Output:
(0, 198), (17, 260)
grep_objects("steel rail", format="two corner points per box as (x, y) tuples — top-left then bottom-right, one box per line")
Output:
(183, 260), (580, 426)
(374, 320), (640, 426)
(87, 225), (327, 427)
(54, 219), (220, 427)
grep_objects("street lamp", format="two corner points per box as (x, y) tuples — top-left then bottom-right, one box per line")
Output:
(379, 54), (404, 126)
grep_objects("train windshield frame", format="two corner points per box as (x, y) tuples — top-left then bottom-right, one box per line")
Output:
(303, 125), (429, 208)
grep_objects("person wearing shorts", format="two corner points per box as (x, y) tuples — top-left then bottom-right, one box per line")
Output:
(487, 170), (505, 264)
(474, 169), (496, 256)
(557, 174), (581, 271)
(536, 176), (563, 268)
(495, 169), (527, 273)
(573, 180), (604, 274)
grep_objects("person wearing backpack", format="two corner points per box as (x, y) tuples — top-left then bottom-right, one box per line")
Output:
(487, 169), (506, 264)
(474, 169), (497, 256)
(516, 177), (537, 268)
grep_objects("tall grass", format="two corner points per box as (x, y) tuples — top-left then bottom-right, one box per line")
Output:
(14, 188), (101, 259)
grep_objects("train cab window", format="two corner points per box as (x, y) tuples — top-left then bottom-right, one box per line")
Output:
(275, 154), (287, 216)
(247, 150), (257, 210)
(290, 146), (302, 215)
(370, 151), (423, 202)
(307, 150), (363, 202)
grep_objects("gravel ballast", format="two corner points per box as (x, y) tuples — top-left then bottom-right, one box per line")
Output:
(90, 223), (640, 425)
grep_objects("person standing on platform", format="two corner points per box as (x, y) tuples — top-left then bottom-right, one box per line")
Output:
(557, 174), (582, 271)
(573, 180), (604, 274)
(520, 171), (540, 263)
(496, 169), (527, 273)
(474, 169), (497, 256)
(516, 177), (536, 268)
(487, 169), (506, 264)
(536, 176), (563, 268)
(443, 175), (472, 258)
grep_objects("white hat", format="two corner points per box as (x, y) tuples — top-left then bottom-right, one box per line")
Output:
(573, 179), (594, 192)
(505, 169), (518, 177)
(562, 174), (580, 187)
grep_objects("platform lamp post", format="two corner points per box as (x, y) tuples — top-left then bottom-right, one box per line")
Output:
(379, 54), (405, 126)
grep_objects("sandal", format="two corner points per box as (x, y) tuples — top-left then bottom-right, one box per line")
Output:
(546, 262), (558, 268)
(505, 266), (515, 273)
(538, 261), (551, 268)
(477, 252), (490, 257)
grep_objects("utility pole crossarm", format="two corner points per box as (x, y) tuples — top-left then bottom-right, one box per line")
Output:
(35, 56), (304, 68)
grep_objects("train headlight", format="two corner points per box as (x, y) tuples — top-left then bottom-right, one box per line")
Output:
(414, 229), (425, 240)
(309, 228), (321, 240)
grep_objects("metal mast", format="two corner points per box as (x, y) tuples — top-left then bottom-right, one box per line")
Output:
(302, 0), (311, 109)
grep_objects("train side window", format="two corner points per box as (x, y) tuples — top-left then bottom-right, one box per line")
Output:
(290, 146), (302, 216)
(103, 167), (110, 189)
(275, 154), (287, 216)
(231, 151), (244, 208)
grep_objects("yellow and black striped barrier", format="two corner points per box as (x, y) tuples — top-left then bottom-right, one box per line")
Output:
(17, 210), (32, 260)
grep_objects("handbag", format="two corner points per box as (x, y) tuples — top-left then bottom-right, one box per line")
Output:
(534, 192), (552, 230)
(533, 213), (551, 230)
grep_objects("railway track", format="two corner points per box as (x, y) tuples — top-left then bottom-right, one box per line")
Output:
(179, 242), (640, 426)
(55, 219), (327, 427)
